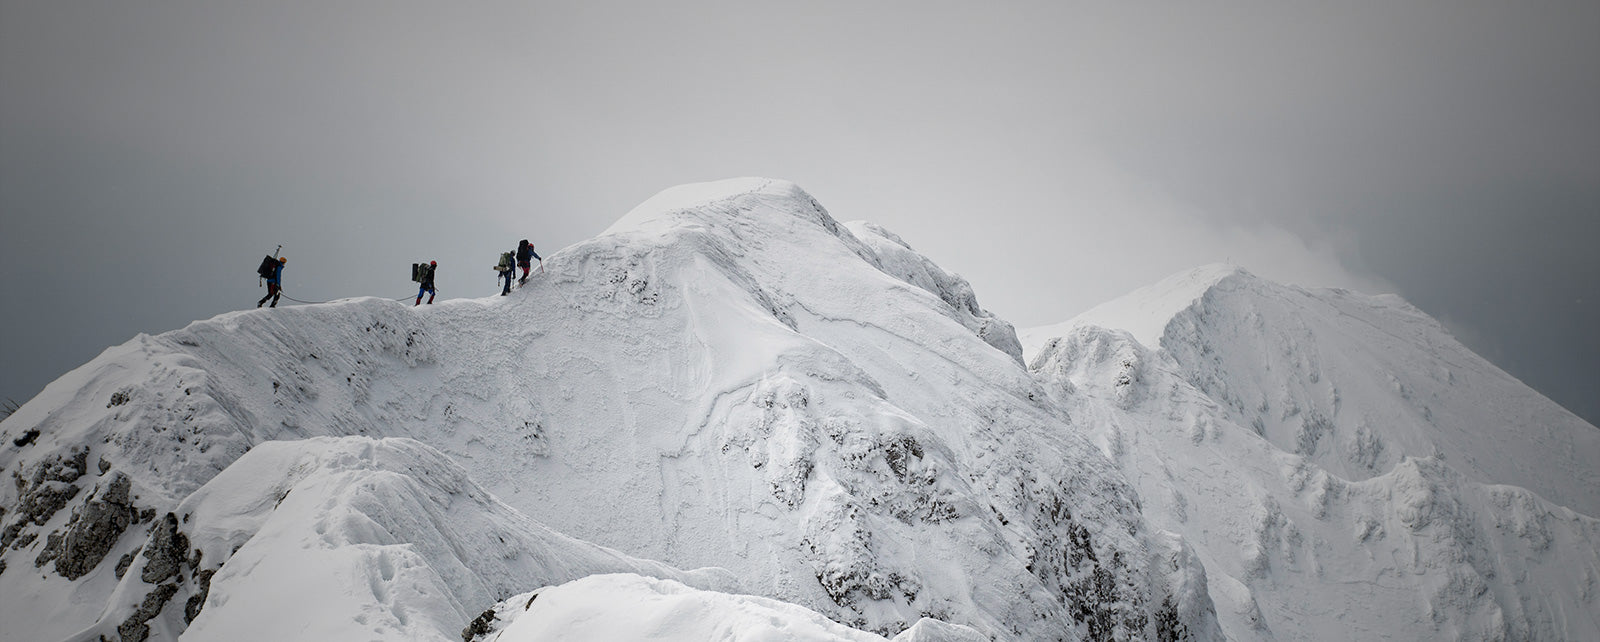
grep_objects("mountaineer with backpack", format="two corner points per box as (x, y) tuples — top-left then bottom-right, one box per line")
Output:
(413, 260), (437, 306)
(256, 255), (286, 308)
(495, 251), (516, 296)
(516, 239), (542, 285)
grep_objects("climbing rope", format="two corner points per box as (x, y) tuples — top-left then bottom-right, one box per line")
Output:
(278, 294), (417, 305)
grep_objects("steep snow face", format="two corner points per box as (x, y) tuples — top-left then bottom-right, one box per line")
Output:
(0, 178), (1220, 641)
(468, 178), (1216, 639)
(1026, 266), (1600, 640)
(1020, 263), (1240, 356)
(1174, 267), (1596, 508)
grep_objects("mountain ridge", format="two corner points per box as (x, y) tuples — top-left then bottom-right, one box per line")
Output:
(2, 177), (1595, 641)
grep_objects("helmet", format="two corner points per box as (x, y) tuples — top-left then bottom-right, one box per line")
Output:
(430, 260), (437, 266)
(278, 257), (287, 263)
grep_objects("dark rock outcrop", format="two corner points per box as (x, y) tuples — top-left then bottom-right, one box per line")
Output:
(34, 473), (138, 579)
(141, 513), (189, 585)
(117, 582), (179, 642)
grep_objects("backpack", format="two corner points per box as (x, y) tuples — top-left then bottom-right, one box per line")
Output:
(498, 252), (514, 270)
(256, 256), (279, 279)
(412, 263), (433, 283)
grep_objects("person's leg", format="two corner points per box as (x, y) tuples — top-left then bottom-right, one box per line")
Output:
(269, 284), (280, 307)
(416, 285), (425, 306)
(427, 287), (435, 304)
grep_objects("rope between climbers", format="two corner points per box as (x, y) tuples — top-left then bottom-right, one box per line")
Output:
(280, 294), (417, 305)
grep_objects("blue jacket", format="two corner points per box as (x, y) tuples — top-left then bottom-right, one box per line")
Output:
(267, 263), (284, 285)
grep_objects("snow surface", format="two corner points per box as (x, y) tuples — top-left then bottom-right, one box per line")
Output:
(1, 177), (1596, 641)
(468, 573), (986, 642)
(1025, 264), (1600, 640)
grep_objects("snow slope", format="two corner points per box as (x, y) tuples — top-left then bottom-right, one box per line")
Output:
(465, 574), (987, 642)
(1025, 265), (1600, 639)
(1, 178), (1219, 641)
(58, 437), (731, 642)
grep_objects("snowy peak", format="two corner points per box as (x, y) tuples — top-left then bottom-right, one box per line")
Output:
(0, 178), (1219, 641)
(1029, 264), (1600, 511)
(596, 177), (1022, 362)
(603, 178), (846, 245)
(1020, 263), (1248, 355)
(1025, 265), (1600, 639)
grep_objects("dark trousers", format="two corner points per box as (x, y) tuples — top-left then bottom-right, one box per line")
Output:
(258, 283), (281, 308)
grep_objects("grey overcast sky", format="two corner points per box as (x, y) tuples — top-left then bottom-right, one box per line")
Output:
(2, 2), (1596, 424)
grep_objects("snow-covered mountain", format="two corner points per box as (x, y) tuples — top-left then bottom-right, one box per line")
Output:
(1, 178), (1595, 641)
(1022, 264), (1600, 640)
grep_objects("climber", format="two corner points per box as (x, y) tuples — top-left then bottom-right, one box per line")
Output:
(415, 260), (437, 305)
(257, 256), (286, 308)
(516, 239), (542, 284)
(495, 250), (516, 296)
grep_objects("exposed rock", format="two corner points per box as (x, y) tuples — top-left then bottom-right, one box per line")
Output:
(1, 448), (90, 554)
(1154, 595), (1190, 642)
(33, 473), (138, 579)
(185, 568), (216, 624)
(141, 513), (189, 584)
(462, 608), (497, 642)
(117, 582), (179, 642)
(116, 550), (138, 579)
(12, 428), (40, 447)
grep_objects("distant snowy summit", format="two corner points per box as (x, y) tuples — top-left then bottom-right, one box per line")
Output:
(1022, 261), (1599, 510)
(1, 177), (1597, 642)
(1021, 262), (1249, 354)
(1021, 260), (1600, 639)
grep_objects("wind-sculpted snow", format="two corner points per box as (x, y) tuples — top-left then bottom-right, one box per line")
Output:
(52, 437), (731, 642)
(0, 178), (1219, 641)
(466, 574), (988, 642)
(1027, 266), (1600, 639)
